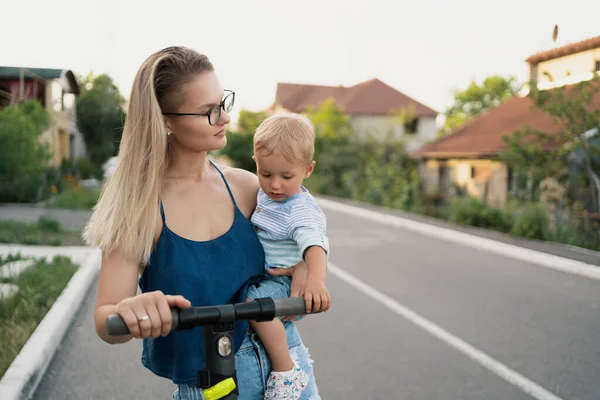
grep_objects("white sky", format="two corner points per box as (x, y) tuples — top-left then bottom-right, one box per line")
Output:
(3, 0), (600, 124)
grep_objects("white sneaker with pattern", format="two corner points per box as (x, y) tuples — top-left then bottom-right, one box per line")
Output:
(264, 361), (309, 400)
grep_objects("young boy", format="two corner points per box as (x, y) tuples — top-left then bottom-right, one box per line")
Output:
(246, 113), (331, 400)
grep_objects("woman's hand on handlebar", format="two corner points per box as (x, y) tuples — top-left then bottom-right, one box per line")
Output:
(115, 291), (191, 339)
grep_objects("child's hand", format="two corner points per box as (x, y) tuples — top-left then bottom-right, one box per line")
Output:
(268, 263), (308, 321)
(301, 278), (331, 313)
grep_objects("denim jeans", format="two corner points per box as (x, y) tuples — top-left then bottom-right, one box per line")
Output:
(172, 322), (320, 400)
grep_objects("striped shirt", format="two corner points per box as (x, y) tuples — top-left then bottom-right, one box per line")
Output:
(251, 187), (329, 269)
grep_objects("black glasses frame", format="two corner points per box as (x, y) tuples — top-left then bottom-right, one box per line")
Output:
(163, 90), (235, 126)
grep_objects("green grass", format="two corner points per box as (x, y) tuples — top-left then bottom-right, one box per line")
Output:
(45, 187), (100, 210)
(0, 217), (84, 246)
(0, 255), (77, 378)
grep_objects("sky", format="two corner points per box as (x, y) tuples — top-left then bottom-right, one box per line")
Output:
(3, 0), (600, 125)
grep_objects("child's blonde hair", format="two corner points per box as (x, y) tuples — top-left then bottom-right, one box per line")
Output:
(253, 113), (315, 164)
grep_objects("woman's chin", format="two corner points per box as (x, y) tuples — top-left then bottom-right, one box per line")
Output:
(194, 136), (227, 153)
(212, 135), (227, 151)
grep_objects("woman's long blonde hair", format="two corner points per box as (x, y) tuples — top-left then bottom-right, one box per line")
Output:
(83, 46), (214, 266)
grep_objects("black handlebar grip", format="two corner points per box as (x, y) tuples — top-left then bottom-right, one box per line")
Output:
(273, 297), (308, 317)
(106, 314), (130, 336)
(106, 309), (180, 336)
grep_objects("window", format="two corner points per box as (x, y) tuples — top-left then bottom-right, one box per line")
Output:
(507, 167), (514, 193)
(470, 166), (492, 181)
(404, 117), (419, 135)
(69, 133), (76, 160)
(439, 165), (451, 194)
(595, 60), (600, 73)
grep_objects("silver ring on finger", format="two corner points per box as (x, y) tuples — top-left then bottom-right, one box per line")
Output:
(138, 314), (150, 322)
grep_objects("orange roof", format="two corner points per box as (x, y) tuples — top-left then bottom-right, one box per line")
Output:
(274, 78), (437, 117)
(412, 86), (600, 159)
(526, 35), (600, 64)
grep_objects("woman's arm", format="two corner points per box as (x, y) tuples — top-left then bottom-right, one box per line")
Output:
(95, 245), (191, 344)
(94, 246), (141, 344)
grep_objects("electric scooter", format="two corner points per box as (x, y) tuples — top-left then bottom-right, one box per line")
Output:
(106, 297), (309, 400)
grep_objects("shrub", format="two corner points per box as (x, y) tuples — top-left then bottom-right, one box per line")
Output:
(448, 197), (513, 232)
(0, 101), (51, 203)
(511, 204), (548, 240)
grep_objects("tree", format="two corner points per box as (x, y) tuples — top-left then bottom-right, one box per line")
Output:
(343, 136), (420, 208)
(219, 109), (269, 172)
(305, 97), (354, 144)
(498, 129), (562, 201)
(532, 75), (600, 212)
(440, 75), (520, 135)
(237, 109), (269, 134)
(499, 74), (600, 211)
(305, 98), (356, 196)
(76, 73), (126, 168)
(0, 100), (51, 202)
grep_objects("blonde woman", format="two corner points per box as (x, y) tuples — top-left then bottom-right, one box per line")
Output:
(84, 46), (321, 400)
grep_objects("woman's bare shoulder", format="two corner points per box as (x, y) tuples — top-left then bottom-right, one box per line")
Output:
(216, 163), (257, 187)
(218, 165), (259, 216)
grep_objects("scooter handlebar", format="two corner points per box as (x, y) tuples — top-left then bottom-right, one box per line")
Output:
(106, 297), (309, 336)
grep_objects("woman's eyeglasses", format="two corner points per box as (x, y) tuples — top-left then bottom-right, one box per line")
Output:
(163, 90), (235, 126)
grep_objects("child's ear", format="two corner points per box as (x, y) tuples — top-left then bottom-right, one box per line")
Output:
(252, 155), (256, 162)
(304, 160), (316, 179)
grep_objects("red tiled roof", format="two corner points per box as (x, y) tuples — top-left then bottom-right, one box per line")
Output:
(412, 86), (600, 159)
(526, 35), (600, 64)
(274, 78), (438, 117)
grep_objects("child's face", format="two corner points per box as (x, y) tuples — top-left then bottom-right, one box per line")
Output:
(253, 150), (315, 201)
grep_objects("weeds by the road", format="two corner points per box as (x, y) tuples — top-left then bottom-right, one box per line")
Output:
(45, 187), (100, 210)
(0, 255), (77, 378)
(0, 217), (84, 246)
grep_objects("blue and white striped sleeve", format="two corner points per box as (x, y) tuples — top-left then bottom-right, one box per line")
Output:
(286, 202), (329, 260)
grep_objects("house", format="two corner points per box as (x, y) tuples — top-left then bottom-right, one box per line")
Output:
(411, 35), (600, 206)
(527, 35), (600, 91)
(0, 66), (86, 167)
(271, 78), (438, 151)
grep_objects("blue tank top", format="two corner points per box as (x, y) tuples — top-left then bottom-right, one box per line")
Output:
(139, 161), (265, 385)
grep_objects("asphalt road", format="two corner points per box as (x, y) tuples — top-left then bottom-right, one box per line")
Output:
(31, 205), (600, 399)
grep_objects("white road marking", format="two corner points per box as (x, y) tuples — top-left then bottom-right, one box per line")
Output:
(329, 262), (564, 400)
(317, 198), (600, 282)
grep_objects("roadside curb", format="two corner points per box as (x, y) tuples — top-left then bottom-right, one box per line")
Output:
(0, 245), (101, 400)
(316, 197), (600, 281)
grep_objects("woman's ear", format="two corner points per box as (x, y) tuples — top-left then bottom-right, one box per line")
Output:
(163, 116), (173, 134)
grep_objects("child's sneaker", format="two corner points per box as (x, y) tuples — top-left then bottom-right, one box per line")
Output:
(264, 361), (309, 400)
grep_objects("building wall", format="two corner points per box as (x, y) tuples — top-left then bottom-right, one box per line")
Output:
(349, 115), (437, 150)
(41, 80), (86, 166)
(273, 104), (437, 150)
(420, 159), (440, 195)
(420, 158), (509, 206)
(533, 48), (600, 90)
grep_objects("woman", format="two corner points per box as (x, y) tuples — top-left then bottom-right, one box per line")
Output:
(84, 46), (320, 400)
